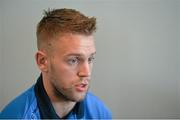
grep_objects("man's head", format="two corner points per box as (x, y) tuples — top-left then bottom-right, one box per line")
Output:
(35, 8), (96, 102)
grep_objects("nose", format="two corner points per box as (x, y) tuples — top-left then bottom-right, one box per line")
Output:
(78, 62), (91, 77)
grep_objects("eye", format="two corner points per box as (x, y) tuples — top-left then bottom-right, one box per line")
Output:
(88, 56), (95, 64)
(67, 57), (79, 65)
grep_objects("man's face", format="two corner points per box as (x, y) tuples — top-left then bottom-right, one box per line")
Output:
(46, 34), (96, 102)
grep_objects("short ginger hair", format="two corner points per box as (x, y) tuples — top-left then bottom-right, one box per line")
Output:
(36, 8), (96, 50)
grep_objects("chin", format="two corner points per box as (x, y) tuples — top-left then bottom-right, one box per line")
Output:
(55, 86), (89, 102)
(70, 92), (87, 102)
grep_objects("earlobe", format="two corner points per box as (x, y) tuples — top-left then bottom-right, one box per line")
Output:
(35, 51), (48, 72)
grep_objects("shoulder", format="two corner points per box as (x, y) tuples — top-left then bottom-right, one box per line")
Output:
(0, 85), (40, 119)
(83, 92), (112, 119)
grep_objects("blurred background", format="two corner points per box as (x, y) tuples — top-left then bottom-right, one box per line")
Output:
(0, 0), (180, 118)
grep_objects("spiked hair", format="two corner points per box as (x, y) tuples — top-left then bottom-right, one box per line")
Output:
(36, 8), (96, 50)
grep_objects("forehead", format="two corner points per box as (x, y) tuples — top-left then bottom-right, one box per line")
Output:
(53, 34), (96, 56)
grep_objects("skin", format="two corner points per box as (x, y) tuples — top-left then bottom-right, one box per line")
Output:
(35, 33), (96, 117)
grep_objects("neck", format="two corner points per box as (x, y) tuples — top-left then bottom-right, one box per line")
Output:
(42, 74), (76, 118)
(52, 100), (76, 118)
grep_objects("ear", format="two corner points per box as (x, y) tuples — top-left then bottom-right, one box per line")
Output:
(35, 50), (48, 72)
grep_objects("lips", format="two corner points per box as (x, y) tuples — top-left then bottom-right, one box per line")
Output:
(75, 83), (88, 92)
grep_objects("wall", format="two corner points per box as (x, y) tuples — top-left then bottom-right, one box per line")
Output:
(91, 0), (180, 118)
(0, 0), (179, 118)
(0, 0), (40, 111)
(0, 0), (3, 111)
(178, 0), (180, 116)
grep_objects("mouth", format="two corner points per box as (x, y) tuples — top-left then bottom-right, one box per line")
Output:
(75, 83), (88, 92)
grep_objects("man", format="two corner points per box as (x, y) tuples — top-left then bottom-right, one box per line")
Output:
(0, 8), (112, 119)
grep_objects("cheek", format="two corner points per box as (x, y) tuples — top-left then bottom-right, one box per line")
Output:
(49, 57), (79, 85)
(52, 65), (78, 86)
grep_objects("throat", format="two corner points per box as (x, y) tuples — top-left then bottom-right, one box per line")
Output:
(52, 101), (76, 118)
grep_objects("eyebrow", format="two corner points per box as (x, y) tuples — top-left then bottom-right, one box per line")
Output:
(66, 52), (96, 57)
